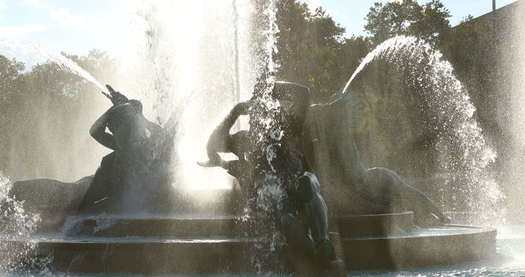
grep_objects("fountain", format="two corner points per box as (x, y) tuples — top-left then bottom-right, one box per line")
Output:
(0, 0), (509, 276)
(1, 0), (260, 274)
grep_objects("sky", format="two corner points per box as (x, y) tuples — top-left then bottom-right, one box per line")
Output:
(0, 0), (519, 57)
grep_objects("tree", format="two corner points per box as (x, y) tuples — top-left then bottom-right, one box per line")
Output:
(365, 0), (451, 46)
(275, 0), (347, 102)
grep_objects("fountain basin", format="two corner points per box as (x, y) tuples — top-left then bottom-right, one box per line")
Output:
(63, 215), (249, 237)
(341, 225), (496, 270)
(336, 211), (414, 237)
(1, 235), (256, 274)
(0, 213), (496, 274)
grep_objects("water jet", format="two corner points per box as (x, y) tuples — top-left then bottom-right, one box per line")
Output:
(0, 1), (517, 276)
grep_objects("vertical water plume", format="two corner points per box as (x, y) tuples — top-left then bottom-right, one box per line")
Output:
(343, 36), (502, 224)
(251, 0), (282, 163)
(248, 0), (288, 272)
(233, 0), (242, 104)
(117, 0), (256, 198)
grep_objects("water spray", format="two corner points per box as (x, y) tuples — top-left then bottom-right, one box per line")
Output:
(0, 38), (107, 93)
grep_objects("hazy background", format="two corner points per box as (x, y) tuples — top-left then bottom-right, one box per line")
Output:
(0, 0), (523, 220)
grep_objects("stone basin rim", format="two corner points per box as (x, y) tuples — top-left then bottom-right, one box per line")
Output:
(344, 224), (496, 240)
(0, 236), (262, 244)
(336, 211), (414, 218)
(66, 214), (244, 220)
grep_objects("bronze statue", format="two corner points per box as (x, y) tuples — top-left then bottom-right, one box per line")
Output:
(305, 92), (450, 226)
(78, 85), (176, 214)
(200, 82), (345, 275)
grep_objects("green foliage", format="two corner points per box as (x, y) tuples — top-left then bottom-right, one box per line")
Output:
(0, 56), (24, 104)
(365, 0), (421, 43)
(275, 0), (348, 102)
(273, 0), (452, 102)
(365, 0), (451, 46)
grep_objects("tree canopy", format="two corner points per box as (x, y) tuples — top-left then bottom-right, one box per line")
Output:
(365, 0), (451, 46)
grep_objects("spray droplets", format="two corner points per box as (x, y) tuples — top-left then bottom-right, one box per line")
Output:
(0, 38), (105, 92)
(0, 174), (48, 273)
(344, 35), (502, 224)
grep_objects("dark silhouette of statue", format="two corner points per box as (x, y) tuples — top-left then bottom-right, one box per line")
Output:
(304, 92), (450, 226)
(200, 82), (345, 275)
(78, 85), (176, 214)
(201, 80), (450, 273)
